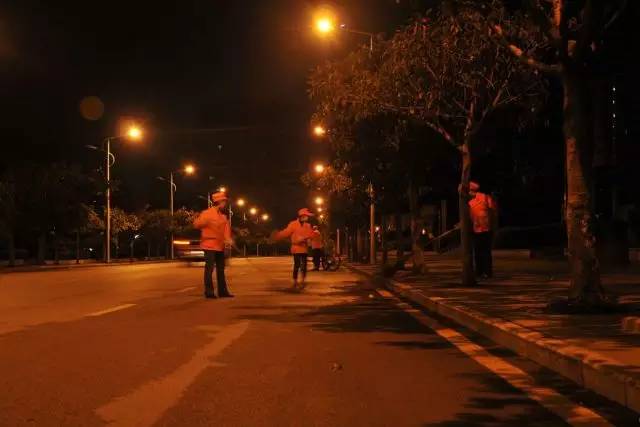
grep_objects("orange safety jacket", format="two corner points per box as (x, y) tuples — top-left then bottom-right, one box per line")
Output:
(468, 192), (497, 233)
(311, 230), (324, 249)
(193, 207), (232, 251)
(275, 220), (314, 254)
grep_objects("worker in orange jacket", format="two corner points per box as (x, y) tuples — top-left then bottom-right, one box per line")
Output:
(193, 191), (234, 298)
(311, 225), (325, 271)
(468, 181), (498, 279)
(273, 208), (315, 289)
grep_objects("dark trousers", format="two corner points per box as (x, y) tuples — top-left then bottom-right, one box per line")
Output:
(472, 232), (493, 277)
(204, 250), (228, 296)
(293, 253), (308, 280)
(312, 248), (324, 270)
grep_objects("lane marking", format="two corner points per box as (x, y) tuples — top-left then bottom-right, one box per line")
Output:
(172, 286), (197, 294)
(375, 290), (613, 427)
(86, 304), (136, 317)
(96, 321), (250, 427)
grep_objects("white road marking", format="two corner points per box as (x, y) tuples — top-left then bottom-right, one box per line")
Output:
(86, 304), (136, 317)
(96, 321), (250, 427)
(172, 286), (197, 294)
(375, 290), (613, 427)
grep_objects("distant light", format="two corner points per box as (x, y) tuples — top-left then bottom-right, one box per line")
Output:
(421, 228), (427, 235)
(313, 125), (327, 137)
(314, 163), (325, 174)
(134, 234), (141, 239)
(315, 196), (324, 206)
(375, 226), (380, 232)
(88, 248), (94, 252)
(319, 214), (325, 220)
(237, 198), (246, 207)
(250, 207), (258, 215)
(317, 207), (323, 213)
(219, 186), (227, 193)
(261, 213), (270, 221)
(184, 164), (195, 175)
(173, 240), (190, 245)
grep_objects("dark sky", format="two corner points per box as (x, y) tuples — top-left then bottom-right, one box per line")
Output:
(0, 0), (426, 225)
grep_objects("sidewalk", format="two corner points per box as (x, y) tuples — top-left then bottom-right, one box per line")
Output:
(349, 252), (640, 413)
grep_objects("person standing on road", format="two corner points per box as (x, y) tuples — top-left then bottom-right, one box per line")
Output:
(468, 182), (498, 279)
(272, 208), (315, 289)
(193, 191), (234, 299)
(311, 226), (325, 271)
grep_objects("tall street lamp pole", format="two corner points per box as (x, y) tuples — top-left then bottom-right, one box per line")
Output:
(158, 164), (195, 260)
(367, 182), (375, 265)
(99, 125), (142, 263)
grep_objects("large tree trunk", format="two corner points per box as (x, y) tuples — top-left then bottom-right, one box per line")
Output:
(75, 230), (81, 264)
(8, 232), (16, 267)
(563, 71), (605, 306)
(381, 216), (388, 264)
(36, 233), (46, 265)
(459, 140), (476, 286)
(408, 182), (427, 274)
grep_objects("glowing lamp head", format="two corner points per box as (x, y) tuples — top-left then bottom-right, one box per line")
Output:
(261, 213), (270, 221)
(313, 125), (326, 137)
(184, 164), (195, 175)
(218, 186), (227, 193)
(127, 126), (142, 140)
(314, 163), (325, 174)
(237, 198), (246, 207)
(314, 197), (324, 206)
(315, 18), (335, 34)
(249, 207), (258, 215)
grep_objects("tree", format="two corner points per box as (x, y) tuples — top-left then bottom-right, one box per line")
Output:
(490, 0), (628, 308)
(110, 208), (141, 258)
(310, 4), (544, 283)
(140, 209), (172, 258)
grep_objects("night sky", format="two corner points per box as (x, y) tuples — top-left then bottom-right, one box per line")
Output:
(2, 1), (637, 227)
(0, 1), (426, 225)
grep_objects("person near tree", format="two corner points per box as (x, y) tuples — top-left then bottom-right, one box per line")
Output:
(468, 182), (498, 279)
(311, 225), (325, 271)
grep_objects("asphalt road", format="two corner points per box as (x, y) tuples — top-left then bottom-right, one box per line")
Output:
(0, 258), (634, 426)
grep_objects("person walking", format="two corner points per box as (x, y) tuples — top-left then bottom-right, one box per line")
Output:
(311, 225), (325, 271)
(273, 208), (315, 289)
(193, 191), (234, 298)
(468, 181), (498, 279)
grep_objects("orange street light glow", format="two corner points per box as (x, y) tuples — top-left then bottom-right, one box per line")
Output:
(184, 164), (195, 175)
(313, 125), (326, 137)
(261, 213), (270, 221)
(173, 240), (190, 245)
(127, 126), (142, 140)
(237, 198), (246, 207)
(314, 163), (325, 174)
(250, 207), (258, 215)
(315, 17), (335, 34)
(219, 186), (227, 193)
(315, 197), (324, 206)
(317, 207), (323, 213)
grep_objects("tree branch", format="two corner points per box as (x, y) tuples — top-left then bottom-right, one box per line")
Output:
(492, 25), (562, 74)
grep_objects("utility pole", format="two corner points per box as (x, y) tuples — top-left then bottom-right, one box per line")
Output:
(367, 182), (375, 265)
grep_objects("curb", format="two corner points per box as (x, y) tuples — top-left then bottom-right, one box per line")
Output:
(349, 265), (640, 414)
(0, 259), (181, 274)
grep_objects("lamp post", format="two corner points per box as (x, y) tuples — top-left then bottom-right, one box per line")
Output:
(157, 164), (195, 260)
(314, 14), (374, 55)
(89, 125), (143, 263)
(367, 181), (375, 265)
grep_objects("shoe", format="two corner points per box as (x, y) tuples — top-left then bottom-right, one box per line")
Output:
(205, 294), (217, 299)
(218, 293), (235, 298)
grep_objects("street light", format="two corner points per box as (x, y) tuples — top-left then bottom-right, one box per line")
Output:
(261, 213), (270, 222)
(313, 10), (373, 54)
(249, 207), (258, 216)
(315, 196), (324, 206)
(157, 163), (196, 259)
(237, 198), (246, 207)
(314, 163), (326, 174)
(219, 186), (227, 193)
(317, 207), (323, 213)
(313, 125), (327, 138)
(102, 124), (144, 263)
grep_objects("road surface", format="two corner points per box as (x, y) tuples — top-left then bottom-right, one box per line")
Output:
(0, 258), (635, 426)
